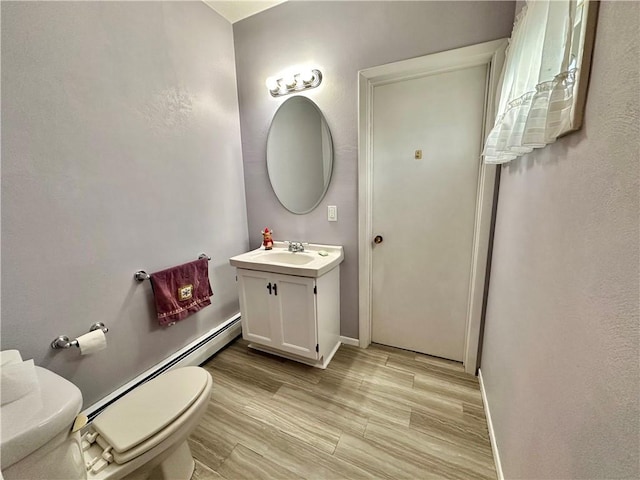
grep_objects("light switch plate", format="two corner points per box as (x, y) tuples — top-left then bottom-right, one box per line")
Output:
(327, 205), (337, 222)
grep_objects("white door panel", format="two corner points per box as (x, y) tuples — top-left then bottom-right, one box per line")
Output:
(371, 64), (487, 361)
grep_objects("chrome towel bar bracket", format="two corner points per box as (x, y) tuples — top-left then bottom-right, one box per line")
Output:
(134, 253), (211, 282)
(51, 322), (109, 349)
(134, 271), (151, 282)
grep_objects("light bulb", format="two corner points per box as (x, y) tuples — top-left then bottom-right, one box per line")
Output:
(265, 77), (279, 92)
(283, 73), (296, 88)
(300, 69), (315, 84)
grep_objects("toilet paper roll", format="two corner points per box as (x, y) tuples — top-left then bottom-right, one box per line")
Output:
(77, 329), (107, 355)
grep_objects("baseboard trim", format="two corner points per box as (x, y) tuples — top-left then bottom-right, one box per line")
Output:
(478, 368), (504, 480)
(81, 313), (241, 421)
(339, 336), (360, 346)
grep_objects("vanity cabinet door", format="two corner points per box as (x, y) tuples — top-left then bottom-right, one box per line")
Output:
(271, 273), (318, 360)
(237, 269), (319, 360)
(237, 270), (278, 348)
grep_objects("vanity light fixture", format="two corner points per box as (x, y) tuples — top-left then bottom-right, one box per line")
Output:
(266, 69), (323, 97)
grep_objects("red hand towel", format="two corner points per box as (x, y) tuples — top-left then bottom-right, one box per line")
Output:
(149, 258), (213, 327)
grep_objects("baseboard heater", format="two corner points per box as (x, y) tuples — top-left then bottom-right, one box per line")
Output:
(81, 314), (242, 422)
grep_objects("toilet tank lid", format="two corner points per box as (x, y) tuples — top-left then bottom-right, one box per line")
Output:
(0, 366), (83, 470)
(91, 366), (209, 453)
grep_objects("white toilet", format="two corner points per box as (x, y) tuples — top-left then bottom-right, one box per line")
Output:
(1, 354), (213, 480)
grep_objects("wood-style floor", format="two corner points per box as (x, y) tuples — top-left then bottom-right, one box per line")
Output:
(188, 338), (496, 480)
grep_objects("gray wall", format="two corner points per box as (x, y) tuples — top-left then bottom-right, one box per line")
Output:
(233, 1), (515, 338)
(1, 1), (248, 407)
(481, 2), (640, 478)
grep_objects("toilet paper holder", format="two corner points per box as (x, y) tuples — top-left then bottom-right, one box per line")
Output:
(51, 323), (109, 350)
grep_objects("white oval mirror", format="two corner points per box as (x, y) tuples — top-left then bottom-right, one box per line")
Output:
(267, 96), (333, 214)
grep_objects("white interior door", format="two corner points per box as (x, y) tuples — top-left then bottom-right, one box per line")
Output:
(371, 64), (488, 361)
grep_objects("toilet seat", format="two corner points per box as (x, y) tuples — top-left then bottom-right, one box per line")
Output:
(82, 366), (211, 475)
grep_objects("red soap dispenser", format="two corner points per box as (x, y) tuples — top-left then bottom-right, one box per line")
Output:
(261, 228), (274, 250)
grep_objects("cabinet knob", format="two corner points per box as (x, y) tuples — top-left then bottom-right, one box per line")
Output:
(373, 235), (383, 244)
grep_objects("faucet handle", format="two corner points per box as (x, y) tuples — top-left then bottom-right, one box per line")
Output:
(286, 241), (305, 252)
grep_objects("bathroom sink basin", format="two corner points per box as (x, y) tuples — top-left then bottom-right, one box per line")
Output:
(229, 242), (343, 277)
(254, 251), (316, 266)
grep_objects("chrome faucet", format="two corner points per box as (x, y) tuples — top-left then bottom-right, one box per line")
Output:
(287, 241), (305, 253)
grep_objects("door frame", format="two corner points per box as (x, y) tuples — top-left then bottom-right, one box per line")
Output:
(357, 39), (507, 374)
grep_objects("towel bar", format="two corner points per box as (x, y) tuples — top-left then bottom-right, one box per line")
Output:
(134, 253), (211, 282)
(51, 323), (109, 349)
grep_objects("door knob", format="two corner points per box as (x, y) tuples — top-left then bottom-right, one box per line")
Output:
(373, 235), (383, 244)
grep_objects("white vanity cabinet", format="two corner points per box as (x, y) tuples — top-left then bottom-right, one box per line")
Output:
(235, 265), (341, 368)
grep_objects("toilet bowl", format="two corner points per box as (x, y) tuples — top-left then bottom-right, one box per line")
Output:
(1, 356), (212, 480)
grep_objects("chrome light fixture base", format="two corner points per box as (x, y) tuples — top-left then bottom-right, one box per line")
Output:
(267, 69), (323, 97)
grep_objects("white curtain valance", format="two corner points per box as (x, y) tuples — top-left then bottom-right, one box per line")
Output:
(484, 0), (586, 164)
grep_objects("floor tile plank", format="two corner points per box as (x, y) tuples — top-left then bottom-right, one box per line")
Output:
(216, 444), (302, 480)
(386, 354), (479, 389)
(273, 384), (369, 436)
(364, 418), (496, 480)
(243, 395), (343, 454)
(335, 431), (446, 479)
(192, 459), (227, 480)
(412, 371), (484, 406)
(409, 409), (492, 455)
